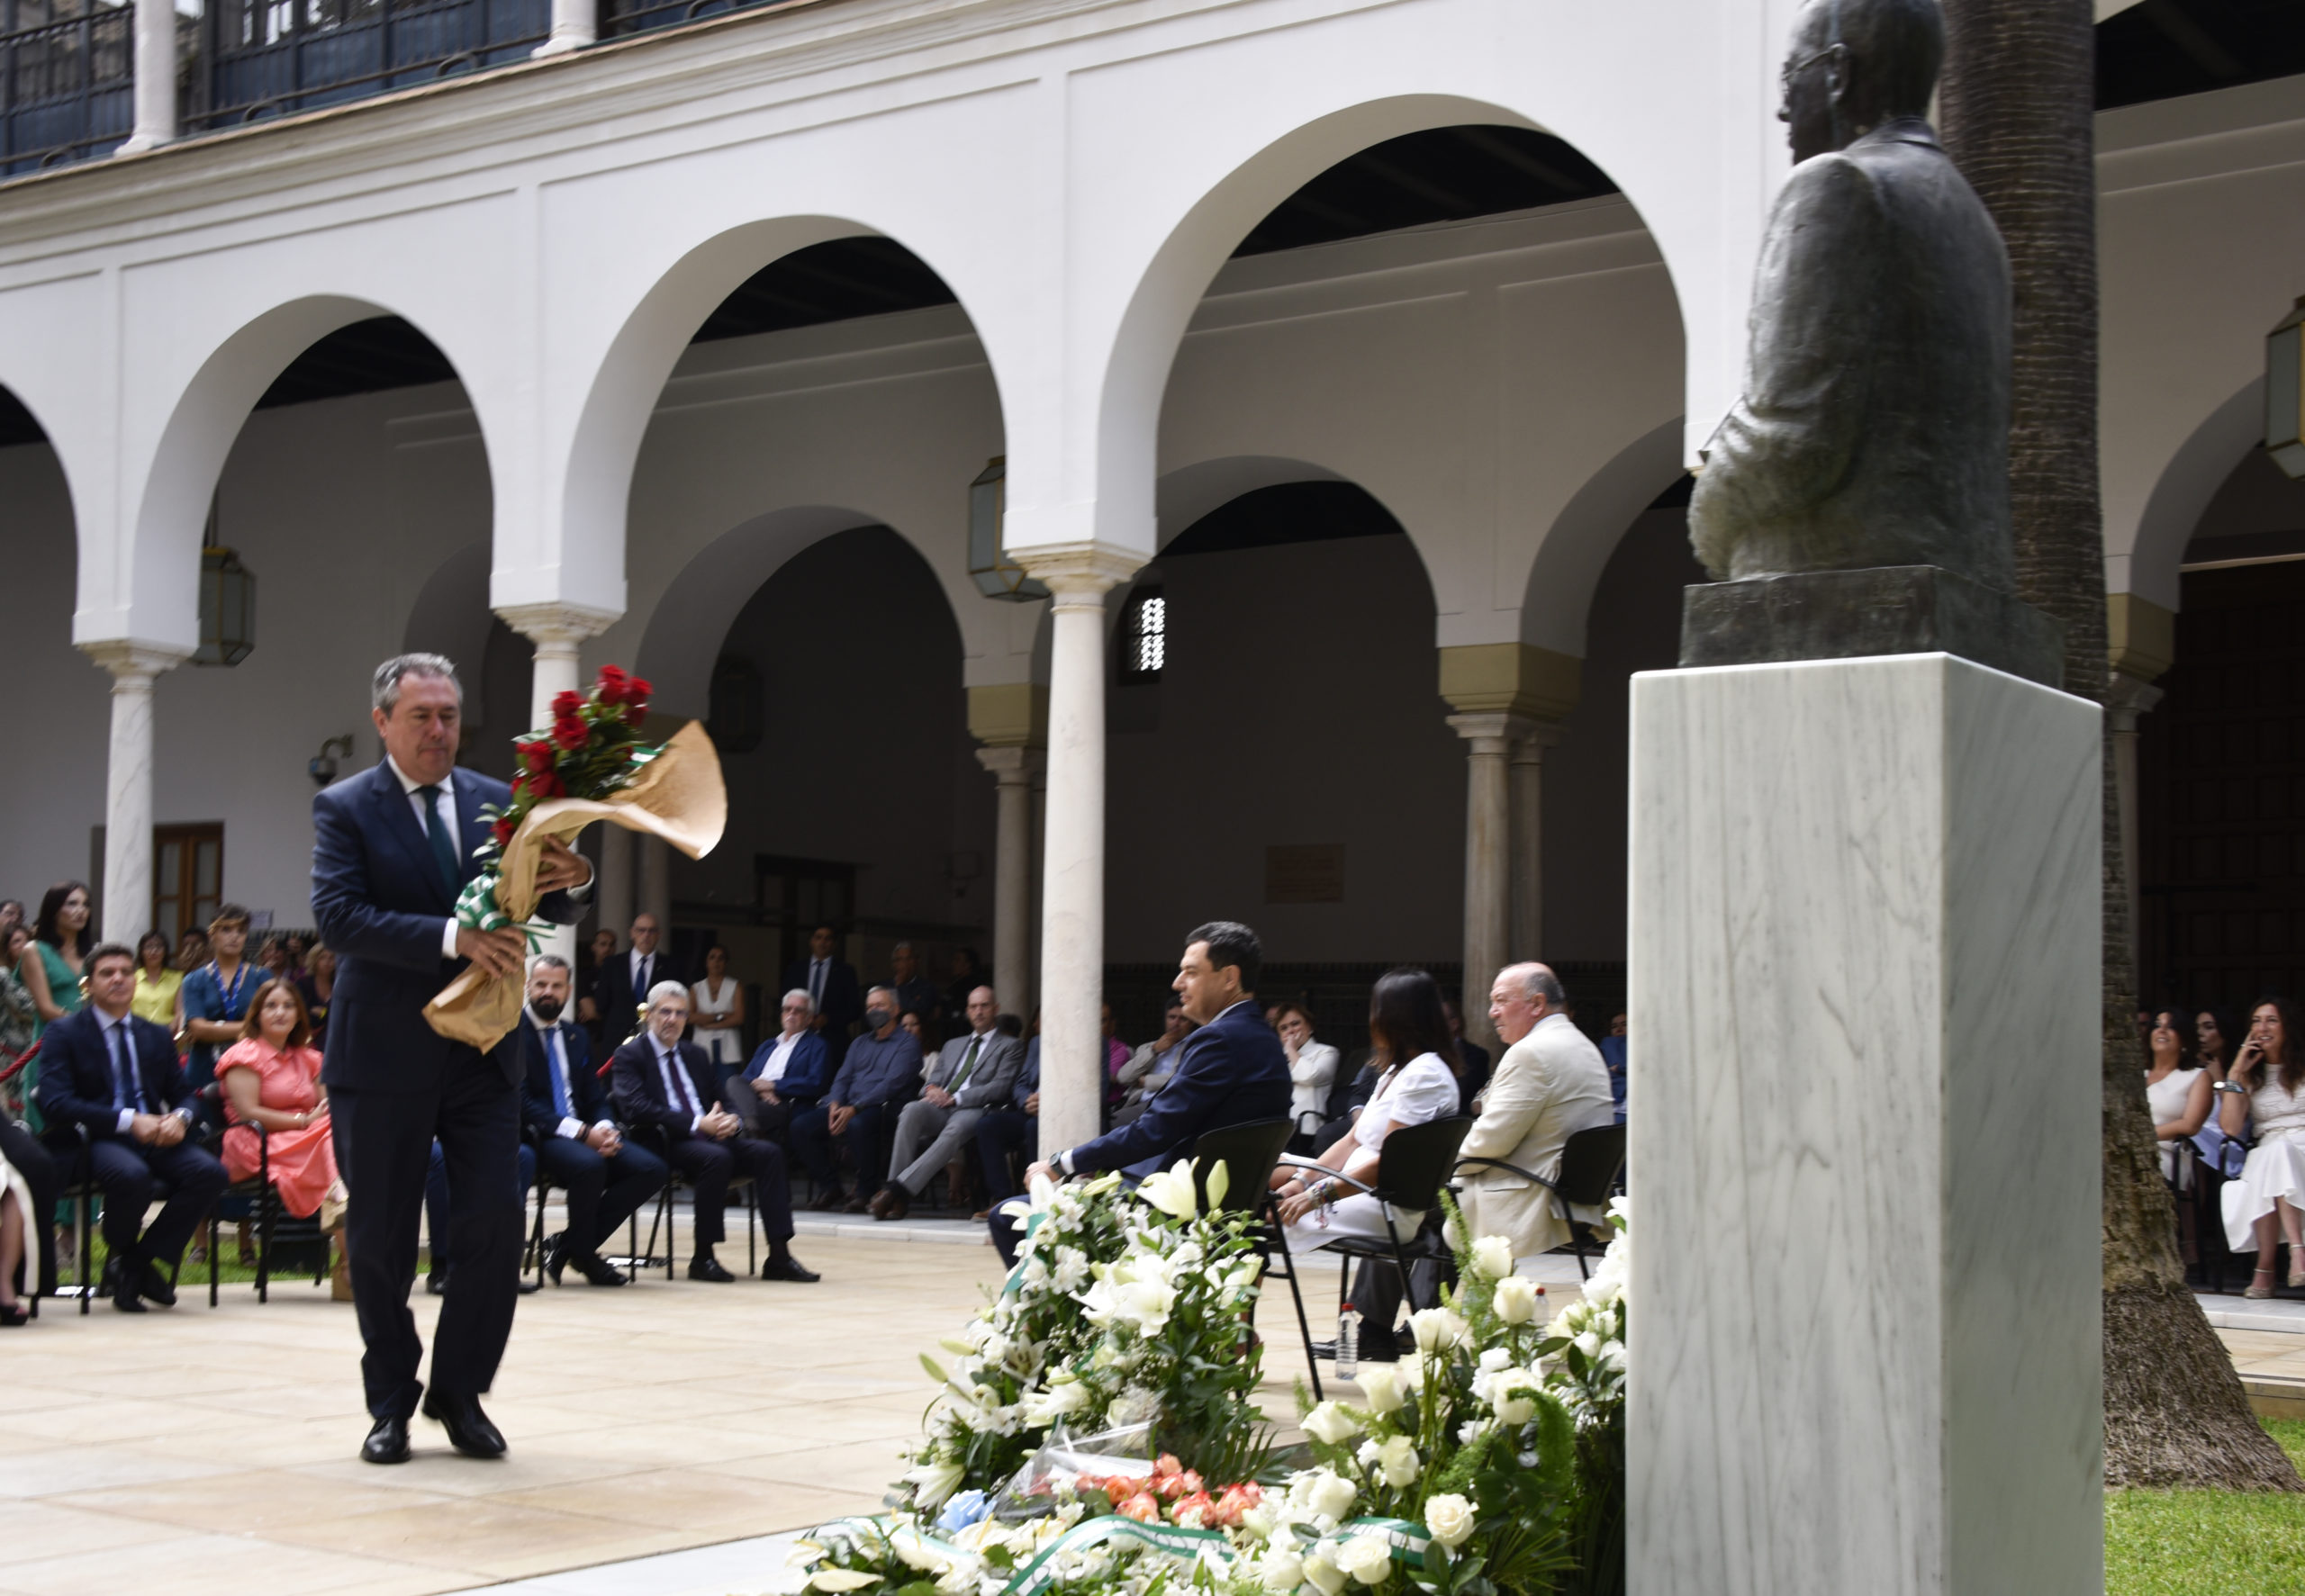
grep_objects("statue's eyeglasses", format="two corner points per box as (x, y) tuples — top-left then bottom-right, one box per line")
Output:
(1780, 41), (1847, 95)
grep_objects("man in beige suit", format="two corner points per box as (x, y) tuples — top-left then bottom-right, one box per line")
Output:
(1458, 963), (1617, 1266)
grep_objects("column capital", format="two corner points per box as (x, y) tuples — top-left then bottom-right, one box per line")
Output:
(2105, 668), (2165, 733)
(968, 682), (1049, 749)
(1016, 543), (1142, 606)
(496, 600), (620, 649)
(79, 640), (192, 683)
(1439, 642), (1581, 721)
(976, 744), (1046, 782)
(2105, 592), (2174, 684)
(1447, 710), (1534, 755)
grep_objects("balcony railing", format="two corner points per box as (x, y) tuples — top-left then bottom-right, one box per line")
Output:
(2, 0), (134, 173)
(1, 0), (791, 176)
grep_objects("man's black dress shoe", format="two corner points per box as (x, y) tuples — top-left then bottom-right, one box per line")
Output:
(517, 1276), (541, 1295)
(139, 1261), (177, 1307)
(112, 1282), (147, 1313)
(543, 1232), (568, 1286)
(425, 1271), (448, 1296)
(420, 1390), (507, 1458)
(574, 1251), (628, 1287)
(807, 1189), (849, 1213)
(843, 1195), (872, 1214)
(687, 1255), (737, 1283)
(361, 1415), (411, 1465)
(763, 1252), (819, 1283)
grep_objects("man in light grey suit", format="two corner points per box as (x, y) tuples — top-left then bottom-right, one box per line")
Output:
(870, 986), (1022, 1221)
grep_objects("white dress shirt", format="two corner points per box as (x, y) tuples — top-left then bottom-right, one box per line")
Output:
(759, 1031), (803, 1085)
(387, 755), (592, 961)
(653, 1038), (707, 1132)
(99, 1007), (192, 1135)
(528, 1004), (610, 1142)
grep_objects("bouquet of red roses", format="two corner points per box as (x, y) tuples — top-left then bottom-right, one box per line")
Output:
(425, 664), (725, 1050)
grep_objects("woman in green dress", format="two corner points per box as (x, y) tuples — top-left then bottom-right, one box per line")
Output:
(0, 925), (37, 1122)
(18, 881), (90, 1036)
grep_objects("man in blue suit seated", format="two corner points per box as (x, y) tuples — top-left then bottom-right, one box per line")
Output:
(511, 954), (667, 1287)
(312, 653), (595, 1466)
(37, 943), (229, 1312)
(992, 921), (1290, 1265)
(730, 987), (836, 1147)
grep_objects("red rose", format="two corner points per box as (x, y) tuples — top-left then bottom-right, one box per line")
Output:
(492, 816), (517, 847)
(625, 703), (648, 728)
(529, 770), (564, 800)
(551, 690), (583, 718)
(596, 665), (628, 705)
(628, 676), (652, 703)
(553, 716), (587, 751)
(518, 740), (553, 773)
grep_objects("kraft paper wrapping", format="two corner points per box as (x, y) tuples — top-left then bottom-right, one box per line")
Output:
(423, 719), (728, 1050)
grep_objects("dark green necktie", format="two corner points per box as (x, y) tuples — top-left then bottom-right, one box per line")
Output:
(419, 783), (461, 897)
(951, 1034), (981, 1093)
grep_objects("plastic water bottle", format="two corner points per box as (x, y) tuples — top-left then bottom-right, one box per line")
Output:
(1334, 1303), (1360, 1379)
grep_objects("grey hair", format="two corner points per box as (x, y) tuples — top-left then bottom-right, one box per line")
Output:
(646, 979), (690, 1008)
(373, 653), (463, 716)
(782, 988), (817, 1014)
(529, 953), (571, 974)
(866, 985), (898, 1005)
(1504, 961), (1567, 1006)
(892, 940), (915, 954)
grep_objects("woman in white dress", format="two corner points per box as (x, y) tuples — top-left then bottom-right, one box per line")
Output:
(2144, 1008), (2210, 1187)
(1275, 1002), (1339, 1144)
(2217, 996), (2305, 1298)
(689, 945), (747, 1069)
(1273, 969), (1460, 1255)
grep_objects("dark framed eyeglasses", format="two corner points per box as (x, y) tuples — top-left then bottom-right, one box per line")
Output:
(1780, 41), (1846, 95)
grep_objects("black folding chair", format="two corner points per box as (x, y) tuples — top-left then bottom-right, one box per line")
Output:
(1455, 1121), (1626, 1279)
(57, 1120), (220, 1314)
(1282, 1116), (1473, 1381)
(1189, 1117), (1323, 1398)
(630, 1123), (759, 1281)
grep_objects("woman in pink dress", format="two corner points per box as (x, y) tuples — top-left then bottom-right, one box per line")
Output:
(217, 978), (343, 1220)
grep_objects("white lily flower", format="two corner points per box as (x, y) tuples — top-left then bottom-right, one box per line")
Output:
(1136, 1159), (1201, 1221)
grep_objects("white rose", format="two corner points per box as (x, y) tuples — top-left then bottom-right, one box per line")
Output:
(1407, 1307), (1469, 1353)
(1336, 1535), (1394, 1586)
(1442, 1209), (1467, 1253)
(1423, 1492), (1477, 1551)
(1574, 1331), (1603, 1360)
(1374, 1435), (1420, 1488)
(1303, 1544), (1349, 1596)
(1491, 1370), (1538, 1427)
(1353, 1363), (1407, 1415)
(1258, 1546), (1306, 1593)
(1306, 1469), (1359, 1521)
(1304, 1402), (1362, 1446)
(1492, 1275), (1541, 1326)
(1472, 1235), (1514, 1279)
(1355, 1439), (1382, 1473)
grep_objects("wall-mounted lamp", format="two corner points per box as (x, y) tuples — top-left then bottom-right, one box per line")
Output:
(967, 457), (1049, 601)
(309, 735), (355, 788)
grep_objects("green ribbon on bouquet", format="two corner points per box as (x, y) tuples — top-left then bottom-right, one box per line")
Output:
(450, 871), (555, 950)
(1001, 1514), (1232, 1596)
(1335, 1518), (1433, 1571)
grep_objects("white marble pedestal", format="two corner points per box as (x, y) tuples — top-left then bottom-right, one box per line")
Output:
(1627, 654), (2102, 1596)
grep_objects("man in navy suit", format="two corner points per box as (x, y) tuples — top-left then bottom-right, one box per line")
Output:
(590, 912), (677, 1052)
(312, 654), (593, 1466)
(511, 954), (666, 1287)
(782, 924), (863, 1069)
(610, 982), (818, 1284)
(36, 943), (228, 1312)
(730, 987), (835, 1145)
(992, 922), (1290, 1264)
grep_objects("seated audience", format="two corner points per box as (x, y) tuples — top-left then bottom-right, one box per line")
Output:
(2219, 996), (2305, 1299)
(181, 905), (263, 1096)
(19, 881), (93, 1037)
(1456, 962), (1615, 1266)
(592, 914), (675, 1050)
(1276, 1002), (1339, 1143)
(576, 927), (617, 1044)
(131, 931), (183, 1032)
(173, 926), (209, 973)
(1598, 1013), (1628, 1123)
(611, 982), (817, 1283)
(791, 987), (924, 1213)
(2192, 1004), (2246, 1180)
(873, 986), (1024, 1221)
(217, 978), (344, 1222)
(900, 1009), (939, 1065)
(425, 1137), (536, 1296)
(0, 1151), (28, 1326)
(691, 945), (746, 1070)
(0, 924), (36, 1121)
(35, 942), (228, 1312)
(515, 956), (666, 1287)
(0, 1114), (57, 1314)
(1101, 1004), (1130, 1112)
(2145, 1008), (2210, 1186)
(736, 990), (835, 1143)
(784, 924), (863, 1069)
(976, 1028), (1040, 1214)
(999, 922), (1289, 1265)
(1114, 997), (1194, 1124)
(296, 945), (338, 1042)
(1442, 996), (1491, 1114)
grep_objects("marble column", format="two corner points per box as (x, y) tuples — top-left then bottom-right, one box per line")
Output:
(1630, 654), (2102, 1596)
(976, 745), (1045, 1023)
(82, 643), (191, 942)
(1448, 712), (1528, 1053)
(1019, 546), (1140, 1156)
(1507, 721), (1562, 963)
(2106, 669), (2165, 982)
(116, 0), (176, 153)
(502, 601), (616, 966)
(533, 0), (597, 55)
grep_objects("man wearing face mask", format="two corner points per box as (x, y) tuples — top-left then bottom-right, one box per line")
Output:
(788, 987), (924, 1213)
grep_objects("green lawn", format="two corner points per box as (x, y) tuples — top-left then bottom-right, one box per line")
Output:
(2107, 1420), (2305, 1595)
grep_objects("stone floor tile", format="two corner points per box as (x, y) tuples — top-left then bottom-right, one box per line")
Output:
(0, 1497), (187, 1561)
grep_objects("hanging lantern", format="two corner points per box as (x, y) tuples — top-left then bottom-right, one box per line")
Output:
(195, 546), (256, 665)
(967, 456), (1048, 601)
(2267, 296), (2305, 480)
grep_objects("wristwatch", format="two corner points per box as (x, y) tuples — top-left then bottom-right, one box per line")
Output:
(2213, 1080), (2248, 1096)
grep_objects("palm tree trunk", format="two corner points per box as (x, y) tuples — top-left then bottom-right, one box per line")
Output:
(1938, 0), (2298, 1490)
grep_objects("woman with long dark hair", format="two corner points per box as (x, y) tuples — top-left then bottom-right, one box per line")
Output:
(2144, 1008), (2210, 1187)
(16, 882), (91, 1033)
(2217, 996), (2305, 1297)
(1271, 968), (1461, 1256)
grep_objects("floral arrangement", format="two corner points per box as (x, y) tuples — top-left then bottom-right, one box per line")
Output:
(784, 1188), (1632, 1596)
(466, 664), (659, 906)
(900, 1161), (1273, 1514)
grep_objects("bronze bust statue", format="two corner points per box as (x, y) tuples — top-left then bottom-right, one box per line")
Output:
(1680, 0), (2058, 685)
